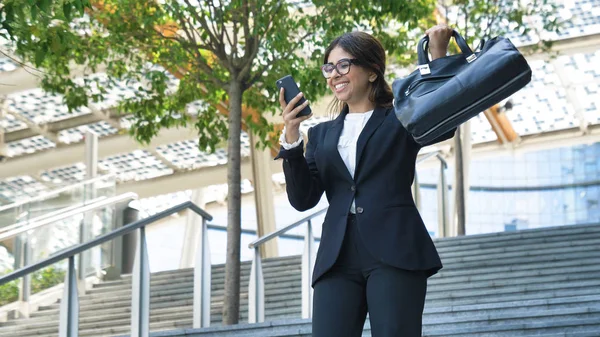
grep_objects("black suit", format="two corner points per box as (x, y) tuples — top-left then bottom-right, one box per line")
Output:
(276, 105), (455, 283)
(276, 105), (455, 336)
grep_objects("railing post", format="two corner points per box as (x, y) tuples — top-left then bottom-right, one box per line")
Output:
(17, 233), (31, 318)
(437, 155), (451, 238)
(130, 227), (150, 337)
(59, 256), (79, 337)
(79, 131), (98, 282)
(412, 172), (422, 211)
(248, 246), (264, 323)
(302, 220), (315, 319)
(193, 217), (211, 328)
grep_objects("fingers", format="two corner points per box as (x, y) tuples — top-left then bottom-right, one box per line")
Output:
(279, 87), (286, 109)
(288, 92), (305, 109)
(279, 89), (312, 130)
(285, 113), (313, 132)
(299, 113), (313, 122)
(284, 99), (310, 122)
(426, 23), (451, 36)
(281, 92), (305, 117)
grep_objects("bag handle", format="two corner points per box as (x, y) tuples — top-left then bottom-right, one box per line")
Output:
(417, 29), (475, 65)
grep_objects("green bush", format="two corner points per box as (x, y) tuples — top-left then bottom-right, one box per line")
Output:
(0, 266), (66, 307)
(0, 279), (18, 307)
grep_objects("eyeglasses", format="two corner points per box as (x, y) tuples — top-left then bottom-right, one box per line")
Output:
(321, 58), (360, 79)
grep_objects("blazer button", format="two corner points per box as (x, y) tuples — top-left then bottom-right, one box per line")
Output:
(356, 207), (364, 214)
(350, 185), (356, 191)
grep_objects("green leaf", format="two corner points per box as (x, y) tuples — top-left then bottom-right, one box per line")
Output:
(39, 0), (51, 14)
(63, 3), (73, 21)
(34, 47), (46, 66)
(50, 33), (62, 53)
(31, 5), (39, 20)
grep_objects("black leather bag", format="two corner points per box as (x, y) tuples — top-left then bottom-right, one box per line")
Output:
(392, 30), (532, 145)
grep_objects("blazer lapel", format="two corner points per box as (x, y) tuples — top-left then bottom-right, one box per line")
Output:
(355, 106), (388, 171)
(323, 107), (354, 183)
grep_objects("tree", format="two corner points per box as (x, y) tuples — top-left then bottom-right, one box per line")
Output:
(1, 0), (437, 324)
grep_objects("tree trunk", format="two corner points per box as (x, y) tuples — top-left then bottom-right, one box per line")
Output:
(223, 79), (243, 325)
(454, 126), (466, 236)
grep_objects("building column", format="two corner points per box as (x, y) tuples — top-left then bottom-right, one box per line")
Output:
(0, 96), (7, 160)
(249, 132), (278, 259)
(453, 121), (472, 236)
(180, 188), (206, 268)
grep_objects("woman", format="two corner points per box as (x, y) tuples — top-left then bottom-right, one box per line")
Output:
(275, 25), (455, 337)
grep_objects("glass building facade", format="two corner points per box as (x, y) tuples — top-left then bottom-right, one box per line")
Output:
(417, 142), (600, 237)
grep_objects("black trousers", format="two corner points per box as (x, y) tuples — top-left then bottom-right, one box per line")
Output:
(312, 214), (428, 337)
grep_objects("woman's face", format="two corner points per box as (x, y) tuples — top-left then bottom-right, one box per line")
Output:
(326, 46), (375, 107)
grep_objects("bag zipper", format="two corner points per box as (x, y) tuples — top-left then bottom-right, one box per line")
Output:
(405, 75), (454, 96)
(413, 69), (531, 142)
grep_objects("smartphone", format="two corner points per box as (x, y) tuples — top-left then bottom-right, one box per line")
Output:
(276, 75), (312, 118)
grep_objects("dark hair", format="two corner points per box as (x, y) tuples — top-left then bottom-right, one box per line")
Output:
(323, 31), (394, 114)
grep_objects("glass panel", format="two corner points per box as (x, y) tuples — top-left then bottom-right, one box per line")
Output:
(0, 175), (116, 230)
(14, 202), (116, 278)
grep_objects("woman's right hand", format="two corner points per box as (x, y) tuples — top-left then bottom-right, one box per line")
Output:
(279, 88), (313, 143)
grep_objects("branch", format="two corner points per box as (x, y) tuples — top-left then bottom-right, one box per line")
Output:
(244, 31), (314, 90)
(191, 70), (227, 92)
(208, 0), (227, 59)
(257, 0), (284, 47)
(154, 30), (227, 89)
(463, 5), (469, 40)
(171, 6), (213, 53)
(211, 0), (235, 69)
(251, 0), (260, 36)
(238, 0), (286, 82)
(153, 28), (211, 53)
(237, 0), (257, 80)
(232, 19), (239, 64)
(182, 0), (222, 53)
(205, 0), (223, 52)
(241, 0), (252, 60)
(484, 0), (501, 38)
(193, 55), (228, 89)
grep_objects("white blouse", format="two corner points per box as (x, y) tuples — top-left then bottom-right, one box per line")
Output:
(280, 110), (374, 214)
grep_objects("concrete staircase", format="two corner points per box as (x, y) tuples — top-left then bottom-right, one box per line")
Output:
(0, 223), (599, 336)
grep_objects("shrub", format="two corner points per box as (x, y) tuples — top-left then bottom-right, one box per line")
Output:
(0, 266), (66, 306)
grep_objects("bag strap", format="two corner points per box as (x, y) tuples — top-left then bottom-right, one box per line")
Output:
(417, 29), (475, 65)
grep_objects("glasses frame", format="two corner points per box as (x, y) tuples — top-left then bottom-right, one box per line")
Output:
(321, 58), (360, 79)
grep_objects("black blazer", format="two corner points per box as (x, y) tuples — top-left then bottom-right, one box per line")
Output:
(275, 105), (456, 286)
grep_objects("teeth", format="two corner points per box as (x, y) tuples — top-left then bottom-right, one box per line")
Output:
(335, 83), (348, 89)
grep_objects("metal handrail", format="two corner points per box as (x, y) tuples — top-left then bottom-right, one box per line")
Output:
(0, 193), (138, 242)
(0, 200), (211, 284)
(0, 200), (214, 337)
(0, 173), (116, 213)
(248, 207), (327, 249)
(417, 150), (445, 164)
(416, 150), (440, 164)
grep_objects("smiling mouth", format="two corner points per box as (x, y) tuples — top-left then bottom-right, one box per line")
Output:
(334, 83), (348, 92)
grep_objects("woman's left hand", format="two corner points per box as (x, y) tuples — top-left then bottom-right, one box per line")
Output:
(425, 24), (453, 60)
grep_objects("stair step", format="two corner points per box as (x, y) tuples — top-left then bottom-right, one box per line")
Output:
(2, 222), (599, 337)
